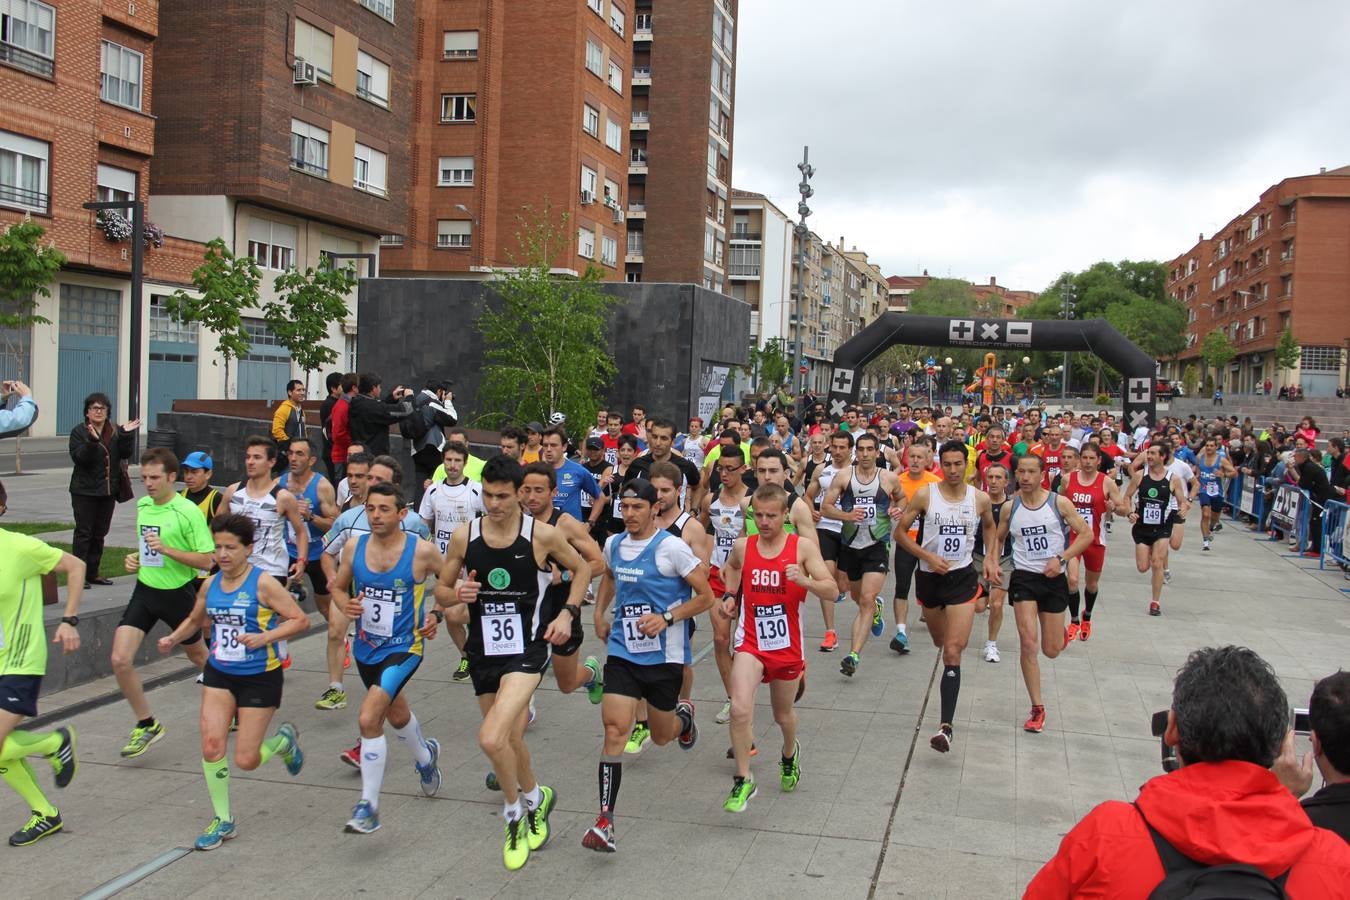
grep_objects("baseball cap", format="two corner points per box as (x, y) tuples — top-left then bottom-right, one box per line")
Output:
(526, 421), (544, 433)
(584, 436), (604, 450)
(619, 478), (658, 504)
(182, 451), (214, 470)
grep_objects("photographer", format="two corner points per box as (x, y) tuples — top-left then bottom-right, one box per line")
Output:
(1028, 645), (1350, 898)
(402, 379), (457, 505)
(346, 372), (412, 456)
(1274, 671), (1350, 842)
(0, 379), (37, 436)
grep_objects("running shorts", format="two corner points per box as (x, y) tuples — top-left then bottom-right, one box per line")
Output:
(817, 529), (842, 563)
(0, 674), (41, 717)
(602, 657), (682, 712)
(915, 564), (981, 609)
(288, 557), (329, 596)
(121, 582), (202, 643)
(839, 542), (890, 581)
(742, 650), (805, 684)
(972, 552), (1013, 593)
(356, 651), (423, 700)
(1008, 570), (1071, 615)
(1080, 544), (1106, 573)
(1132, 523), (1170, 546)
(202, 661), (283, 708)
(468, 640), (550, 697)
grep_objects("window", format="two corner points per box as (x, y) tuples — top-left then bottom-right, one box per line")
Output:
(96, 164), (136, 204)
(356, 51), (389, 106)
(603, 178), (619, 205)
(353, 143), (387, 196)
(1, 0), (55, 77)
(601, 235), (617, 266)
(149, 295), (197, 344)
(704, 225), (716, 262)
(290, 119), (329, 176)
(605, 118), (622, 152)
(587, 0), (603, 14)
(1300, 346), (1342, 373)
(580, 165), (598, 200)
(442, 30), (477, 59)
(357, 0), (394, 23)
(438, 156), (473, 186)
(441, 93), (476, 122)
(436, 219), (471, 248)
(0, 129), (48, 213)
(294, 19), (333, 80)
(60, 284), (120, 336)
(578, 227), (595, 259)
(247, 217), (296, 271)
(100, 41), (143, 110)
(635, 12), (651, 32)
(610, 4), (624, 36)
(583, 103), (600, 137)
(585, 40), (603, 76)
(607, 60), (622, 93)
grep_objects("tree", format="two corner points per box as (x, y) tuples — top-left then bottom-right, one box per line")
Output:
(166, 238), (261, 399)
(1182, 363), (1199, 398)
(1274, 327), (1301, 384)
(267, 260), (357, 392)
(476, 210), (618, 431)
(1201, 328), (1237, 391)
(0, 219), (66, 348)
(749, 338), (790, 394)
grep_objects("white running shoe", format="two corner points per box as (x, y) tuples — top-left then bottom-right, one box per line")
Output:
(983, 641), (1001, 663)
(715, 699), (732, 725)
(1163, 569), (1172, 585)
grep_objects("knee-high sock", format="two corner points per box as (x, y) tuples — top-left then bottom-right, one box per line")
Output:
(599, 756), (622, 815)
(1083, 589), (1099, 619)
(1068, 591), (1081, 621)
(0, 730), (61, 760)
(202, 757), (230, 820)
(360, 735), (387, 809)
(2, 760), (57, 816)
(257, 734), (286, 766)
(939, 665), (961, 726)
(393, 713), (432, 766)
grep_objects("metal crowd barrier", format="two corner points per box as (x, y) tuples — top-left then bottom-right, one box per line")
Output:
(1322, 499), (1349, 571)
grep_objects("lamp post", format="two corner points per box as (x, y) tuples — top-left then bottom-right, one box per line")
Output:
(83, 199), (143, 436)
(1058, 287), (1076, 399)
(792, 147), (813, 396)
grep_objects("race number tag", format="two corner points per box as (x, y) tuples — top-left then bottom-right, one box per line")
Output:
(1020, 525), (1054, 559)
(1076, 508), (1095, 532)
(754, 603), (790, 651)
(1205, 481), (1220, 497)
(938, 524), (968, 560)
(620, 602), (660, 655)
(481, 601), (524, 656)
(139, 525), (164, 568)
(1143, 505), (1163, 525)
(436, 529), (453, 554)
(362, 588), (397, 638)
(213, 618), (247, 662)
(855, 495), (876, 523)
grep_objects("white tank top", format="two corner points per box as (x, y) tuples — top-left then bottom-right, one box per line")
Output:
(709, 493), (746, 568)
(1009, 494), (1068, 572)
(814, 461), (843, 534)
(918, 484), (978, 573)
(229, 482), (289, 576)
(1165, 460), (1193, 512)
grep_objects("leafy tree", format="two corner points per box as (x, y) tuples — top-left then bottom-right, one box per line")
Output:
(1274, 327), (1301, 381)
(749, 338), (790, 394)
(1201, 328), (1237, 391)
(477, 210), (618, 431)
(267, 260), (357, 393)
(1182, 363), (1199, 398)
(166, 238), (261, 399)
(0, 218), (65, 335)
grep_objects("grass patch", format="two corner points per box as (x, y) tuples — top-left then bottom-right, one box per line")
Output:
(2, 520), (76, 536)
(44, 542), (136, 586)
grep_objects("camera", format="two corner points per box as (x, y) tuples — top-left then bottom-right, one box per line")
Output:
(1150, 710), (1180, 773)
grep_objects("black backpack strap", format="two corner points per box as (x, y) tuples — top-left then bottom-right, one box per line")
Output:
(1135, 803), (1197, 877)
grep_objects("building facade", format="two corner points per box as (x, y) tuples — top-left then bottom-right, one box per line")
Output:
(886, 271), (1036, 317)
(1163, 166), (1350, 397)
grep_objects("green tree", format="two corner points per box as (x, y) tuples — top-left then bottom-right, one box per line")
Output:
(1201, 328), (1237, 391)
(1182, 363), (1199, 398)
(476, 211), (618, 431)
(864, 345), (914, 390)
(903, 279), (988, 377)
(166, 238), (261, 399)
(267, 260), (357, 392)
(0, 219), (66, 356)
(1274, 327), (1301, 383)
(749, 338), (790, 394)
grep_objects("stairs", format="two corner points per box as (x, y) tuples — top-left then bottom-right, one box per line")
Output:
(1166, 397), (1350, 448)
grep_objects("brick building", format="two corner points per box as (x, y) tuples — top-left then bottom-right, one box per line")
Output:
(1163, 166), (1350, 397)
(886, 272), (1037, 317)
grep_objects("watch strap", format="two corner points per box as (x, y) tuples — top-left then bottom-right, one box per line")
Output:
(61, 616), (79, 626)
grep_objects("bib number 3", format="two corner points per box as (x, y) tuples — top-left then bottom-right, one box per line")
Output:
(362, 589), (397, 638)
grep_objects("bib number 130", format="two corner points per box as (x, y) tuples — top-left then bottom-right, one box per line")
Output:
(754, 604), (790, 651)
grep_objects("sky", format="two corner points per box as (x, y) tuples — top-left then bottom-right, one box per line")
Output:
(730, 0), (1350, 293)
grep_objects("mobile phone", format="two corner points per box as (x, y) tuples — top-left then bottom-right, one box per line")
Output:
(1294, 708), (1311, 735)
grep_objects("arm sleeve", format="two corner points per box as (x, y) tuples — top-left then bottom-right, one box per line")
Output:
(271, 403), (290, 441)
(0, 397), (36, 433)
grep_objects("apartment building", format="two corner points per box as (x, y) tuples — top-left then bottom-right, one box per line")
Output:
(727, 189), (793, 345)
(149, 0), (414, 402)
(885, 271), (1036, 317)
(0, 0), (216, 435)
(1164, 165), (1350, 396)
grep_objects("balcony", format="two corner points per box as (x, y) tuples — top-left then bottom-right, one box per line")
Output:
(630, 110), (650, 130)
(629, 150), (648, 175)
(379, 234), (404, 246)
(632, 66), (651, 86)
(729, 264), (760, 278)
(0, 183), (49, 215)
(290, 157), (329, 179)
(634, 16), (652, 40)
(730, 231), (760, 242)
(0, 42), (54, 78)
(627, 202), (646, 219)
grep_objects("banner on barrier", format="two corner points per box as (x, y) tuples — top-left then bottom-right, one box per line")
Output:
(1271, 485), (1302, 532)
(1239, 479), (1257, 515)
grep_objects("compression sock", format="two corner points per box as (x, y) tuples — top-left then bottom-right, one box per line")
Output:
(1, 759), (57, 816)
(257, 734), (287, 766)
(939, 665), (961, 726)
(0, 729), (61, 760)
(523, 784), (542, 810)
(1067, 591), (1081, 622)
(393, 714), (432, 766)
(599, 756), (623, 814)
(1083, 590), (1099, 620)
(360, 735), (387, 808)
(202, 757), (230, 820)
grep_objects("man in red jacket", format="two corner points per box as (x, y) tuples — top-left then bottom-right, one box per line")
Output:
(1027, 645), (1350, 898)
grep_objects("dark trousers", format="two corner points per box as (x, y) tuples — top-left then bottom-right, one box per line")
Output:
(71, 494), (117, 578)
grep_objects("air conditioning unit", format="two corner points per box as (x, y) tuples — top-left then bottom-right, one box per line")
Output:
(612, 209), (624, 224)
(293, 59), (318, 85)
(581, 190), (595, 205)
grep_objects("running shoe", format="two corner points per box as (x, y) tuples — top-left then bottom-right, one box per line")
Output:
(726, 743), (758, 759)
(1202, 538), (1211, 552)
(780, 741), (801, 792)
(1163, 569), (1172, 585)
(340, 743), (361, 770)
(281, 652), (292, 670)
(8, 811), (62, 847)
(315, 686), (347, 710)
(582, 655), (604, 705)
(345, 800), (380, 834)
(120, 721), (165, 758)
(193, 816), (237, 851)
(723, 777), (757, 813)
(503, 816), (529, 870)
(930, 725), (953, 753)
(715, 699), (733, 724)
(1103, 519), (1112, 534)
(676, 699), (699, 750)
(1065, 622), (1079, 643)
(624, 723), (651, 754)
(526, 785), (555, 851)
(840, 651), (859, 677)
(452, 657), (471, 682)
(486, 772), (502, 791)
(1079, 620), (1092, 641)
(49, 727), (77, 789)
(1024, 706), (1046, 733)
(836, 592), (849, 604)
(819, 630), (838, 652)
(416, 738), (441, 797)
(582, 814), (616, 852)
(343, 636), (351, 670)
(1149, 601), (1161, 617)
(870, 599), (885, 637)
(1212, 521), (1223, 533)
(526, 701), (537, 729)
(276, 722), (304, 776)
(983, 641), (1001, 663)
(889, 631), (910, 654)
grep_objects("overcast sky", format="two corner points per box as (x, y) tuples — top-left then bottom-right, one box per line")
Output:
(731, 0), (1350, 293)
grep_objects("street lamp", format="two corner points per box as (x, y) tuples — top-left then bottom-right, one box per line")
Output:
(792, 147), (813, 395)
(83, 199), (143, 435)
(944, 357), (953, 366)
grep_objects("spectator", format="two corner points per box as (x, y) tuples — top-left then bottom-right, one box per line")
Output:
(270, 379), (305, 474)
(1329, 438), (1349, 502)
(1027, 646), (1350, 898)
(68, 392), (138, 589)
(405, 379), (458, 504)
(328, 372), (358, 481)
(318, 371), (343, 483)
(346, 372), (411, 456)
(1293, 445), (1333, 556)
(1273, 670), (1350, 843)
(1264, 377), (1273, 396)
(0, 380), (37, 437)
(1295, 417), (1321, 448)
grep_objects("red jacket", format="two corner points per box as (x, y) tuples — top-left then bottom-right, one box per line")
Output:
(330, 395), (352, 463)
(1026, 761), (1350, 899)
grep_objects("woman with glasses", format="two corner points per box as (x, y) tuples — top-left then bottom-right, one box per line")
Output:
(68, 393), (140, 589)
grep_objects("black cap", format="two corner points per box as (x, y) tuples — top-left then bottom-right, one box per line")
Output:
(584, 436), (604, 450)
(619, 478), (658, 504)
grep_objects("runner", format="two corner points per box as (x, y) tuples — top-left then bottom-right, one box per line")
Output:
(114, 448), (216, 758)
(1195, 434), (1237, 552)
(1162, 440), (1199, 578)
(803, 431), (851, 651)
(335, 443), (366, 510)
(820, 433), (904, 677)
(593, 434), (641, 537)
(746, 449), (816, 539)
(629, 418), (702, 512)
(583, 479), (712, 852)
(1124, 444), (1190, 616)
(716, 485), (837, 812)
(434, 456), (590, 870)
(0, 479), (85, 846)
(997, 454), (1093, 733)
(698, 445), (748, 723)
(156, 514), (309, 850)
(677, 417), (708, 469)
(1061, 443), (1130, 640)
(891, 441), (1001, 752)
(419, 441), (482, 684)
(971, 425), (1014, 490)
(889, 437), (941, 655)
(579, 437), (613, 546)
(971, 461), (1012, 662)
(650, 461), (711, 706)
(330, 482), (446, 835)
(179, 451), (222, 520)
(540, 426), (602, 521)
(1030, 423), (1067, 489)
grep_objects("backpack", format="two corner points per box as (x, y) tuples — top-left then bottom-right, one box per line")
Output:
(399, 405), (430, 442)
(1138, 805), (1290, 899)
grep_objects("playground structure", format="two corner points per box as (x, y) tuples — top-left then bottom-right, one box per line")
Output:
(964, 352), (1019, 406)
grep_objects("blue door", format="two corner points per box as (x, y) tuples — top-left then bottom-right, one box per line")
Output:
(57, 284), (120, 431)
(236, 318), (293, 402)
(147, 295), (198, 427)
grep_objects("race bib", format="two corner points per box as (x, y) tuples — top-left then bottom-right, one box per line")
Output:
(1205, 481), (1220, 497)
(362, 588), (397, 638)
(620, 602), (660, 655)
(481, 608), (524, 656)
(612, 493), (623, 518)
(938, 524), (968, 560)
(213, 623), (247, 662)
(436, 528), (452, 553)
(855, 495), (876, 523)
(139, 525), (164, 568)
(754, 603), (790, 651)
(1076, 508), (1095, 532)
(1020, 528), (1054, 559)
(1143, 505), (1163, 525)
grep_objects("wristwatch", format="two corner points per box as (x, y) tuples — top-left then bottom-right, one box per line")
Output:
(60, 616), (79, 627)
(563, 603), (582, 618)
(428, 609), (445, 624)
(1055, 555), (1067, 567)
(662, 611), (675, 627)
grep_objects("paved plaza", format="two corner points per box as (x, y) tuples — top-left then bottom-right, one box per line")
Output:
(5, 467), (1349, 899)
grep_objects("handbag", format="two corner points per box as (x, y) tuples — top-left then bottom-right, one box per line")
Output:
(117, 457), (134, 503)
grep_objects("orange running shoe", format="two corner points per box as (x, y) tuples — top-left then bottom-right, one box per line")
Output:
(1079, 620), (1092, 641)
(1024, 705), (1046, 733)
(819, 630), (838, 652)
(1065, 622), (1079, 643)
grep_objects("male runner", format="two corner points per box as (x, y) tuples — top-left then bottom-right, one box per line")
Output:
(114, 448), (216, 758)
(821, 433), (904, 677)
(805, 431), (854, 651)
(1061, 443), (1130, 640)
(584, 479), (712, 852)
(650, 461), (712, 706)
(892, 441), (1001, 752)
(629, 418), (702, 511)
(971, 425), (1014, 490)
(677, 417), (708, 468)
(746, 449), (816, 539)
(0, 479), (84, 846)
(699, 446), (749, 723)
(1030, 423), (1067, 489)
(889, 437), (941, 655)
(972, 461), (1012, 662)
(335, 443), (366, 510)
(1124, 445), (1189, 616)
(998, 454), (1093, 733)
(717, 486), (837, 812)
(278, 438), (341, 702)
(1195, 434), (1236, 552)
(331, 482), (445, 835)
(419, 441), (482, 683)
(435, 456), (589, 870)
(539, 426), (601, 521)
(180, 451), (222, 520)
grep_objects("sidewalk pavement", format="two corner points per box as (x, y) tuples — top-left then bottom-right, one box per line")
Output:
(5, 473), (1348, 898)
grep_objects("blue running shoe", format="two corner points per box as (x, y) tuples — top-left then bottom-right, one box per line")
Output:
(416, 738), (442, 797)
(194, 816), (237, 851)
(870, 599), (885, 637)
(276, 722), (303, 776)
(345, 800), (380, 834)
(889, 631), (909, 654)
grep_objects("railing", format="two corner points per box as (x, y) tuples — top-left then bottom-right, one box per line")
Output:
(0, 183), (49, 214)
(729, 264), (759, 277)
(0, 42), (54, 78)
(626, 239), (644, 254)
(290, 157), (328, 178)
(628, 202), (645, 211)
(631, 111), (650, 123)
(354, 179), (387, 198)
(633, 66), (651, 77)
(630, 150), (647, 163)
(356, 83), (388, 106)
(729, 231), (761, 241)
(1323, 500), (1349, 571)
(379, 235), (404, 246)
(442, 49), (477, 59)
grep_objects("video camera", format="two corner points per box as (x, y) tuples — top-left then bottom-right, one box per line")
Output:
(1151, 707), (1311, 773)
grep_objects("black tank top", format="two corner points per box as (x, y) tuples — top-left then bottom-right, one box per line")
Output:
(463, 515), (551, 654)
(1136, 472), (1172, 527)
(665, 511), (692, 538)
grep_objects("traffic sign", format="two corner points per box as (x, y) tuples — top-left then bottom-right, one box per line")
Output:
(926, 357), (935, 366)
(799, 364), (809, 374)
(926, 366), (936, 376)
